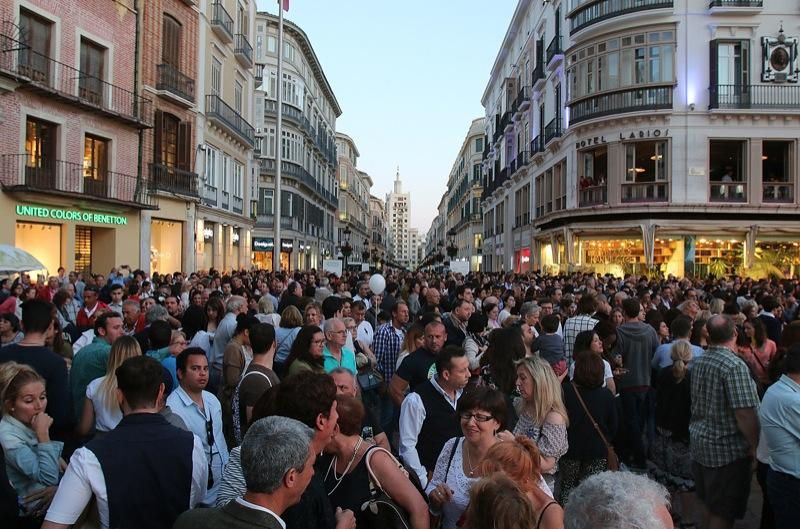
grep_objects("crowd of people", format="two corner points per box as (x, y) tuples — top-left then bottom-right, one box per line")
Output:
(1, 265), (799, 529)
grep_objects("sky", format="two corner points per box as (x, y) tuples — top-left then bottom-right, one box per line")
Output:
(255, 0), (518, 234)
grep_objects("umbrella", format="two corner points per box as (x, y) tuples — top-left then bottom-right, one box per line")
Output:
(0, 245), (47, 274)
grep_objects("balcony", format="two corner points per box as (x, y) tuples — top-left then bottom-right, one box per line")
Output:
(515, 86), (530, 115)
(210, 2), (234, 43)
(621, 182), (668, 203)
(709, 0), (762, 10)
(206, 94), (255, 147)
(710, 182), (746, 202)
(0, 33), (151, 127)
(149, 163), (199, 198)
(234, 34), (253, 68)
(531, 135), (544, 156)
(501, 110), (513, 133)
(260, 158), (337, 208)
(507, 158), (517, 177)
(156, 63), (195, 105)
(763, 183), (794, 204)
(1, 154), (155, 208)
(568, 0), (674, 36)
(546, 36), (563, 69)
(202, 184), (218, 207)
(579, 184), (608, 207)
(569, 85), (673, 124)
(709, 84), (800, 111)
(221, 190), (230, 209)
(516, 150), (530, 171)
(532, 63), (546, 91)
(254, 64), (264, 86)
(543, 118), (562, 145)
(256, 213), (275, 228)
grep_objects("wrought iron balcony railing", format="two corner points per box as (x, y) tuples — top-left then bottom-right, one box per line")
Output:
(210, 2), (234, 42)
(156, 63), (195, 103)
(568, 0), (674, 35)
(579, 185), (608, 207)
(234, 34), (253, 67)
(544, 118), (563, 145)
(206, 94), (255, 147)
(709, 84), (800, 110)
(149, 163), (199, 198)
(569, 85), (673, 124)
(546, 36), (563, 65)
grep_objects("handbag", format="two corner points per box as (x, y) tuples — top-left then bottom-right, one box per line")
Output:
(361, 446), (413, 529)
(570, 382), (619, 471)
(357, 368), (384, 392)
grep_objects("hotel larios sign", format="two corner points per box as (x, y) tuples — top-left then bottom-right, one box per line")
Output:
(576, 129), (669, 149)
(16, 204), (129, 226)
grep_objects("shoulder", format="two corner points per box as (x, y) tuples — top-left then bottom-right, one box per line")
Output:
(544, 409), (567, 426)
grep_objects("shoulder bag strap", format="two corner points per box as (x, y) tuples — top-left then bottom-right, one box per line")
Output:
(240, 369), (272, 387)
(570, 382), (613, 451)
(443, 437), (461, 482)
(364, 445), (397, 493)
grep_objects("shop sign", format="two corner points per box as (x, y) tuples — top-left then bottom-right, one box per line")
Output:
(619, 129), (668, 140)
(16, 204), (128, 225)
(252, 237), (274, 251)
(281, 239), (293, 252)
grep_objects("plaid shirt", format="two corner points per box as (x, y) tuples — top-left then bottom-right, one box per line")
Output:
(689, 345), (759, 467)
(373, 322), (406, 381)
(563, 314), (598, 365)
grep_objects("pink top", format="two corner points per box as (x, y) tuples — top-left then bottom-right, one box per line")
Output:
(737, 339), (777, 386)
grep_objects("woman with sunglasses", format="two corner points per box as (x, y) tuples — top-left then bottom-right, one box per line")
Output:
(426, 386), (507, 529)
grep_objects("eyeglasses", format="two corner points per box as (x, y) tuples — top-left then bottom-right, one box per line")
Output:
(460, 412), (494, 423)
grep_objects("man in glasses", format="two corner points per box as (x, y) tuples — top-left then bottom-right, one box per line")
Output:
(167, 347), (229, 506)
(43, 356), (207, 529)
(322, 318), (357, 375)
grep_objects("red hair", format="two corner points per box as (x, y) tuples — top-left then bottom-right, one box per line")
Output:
(480, 436), (542, 494)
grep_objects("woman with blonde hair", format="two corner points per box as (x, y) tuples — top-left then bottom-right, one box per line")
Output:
(0, 362), (63, 521)
(480, 436), (563, 529)
(395, 323), (425, 371)
(498, 356), (568, 494)
(462, 473), (538, 529)
(651, 339), (696, 527)
(78, 336), (142, 435)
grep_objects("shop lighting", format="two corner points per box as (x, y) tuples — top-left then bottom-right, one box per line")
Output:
(650, 155), (663, 161)
(203, 228), (214, 240)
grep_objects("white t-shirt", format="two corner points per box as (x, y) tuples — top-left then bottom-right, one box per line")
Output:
(85, 376), (123, 432)
(568, 358), (614, 388)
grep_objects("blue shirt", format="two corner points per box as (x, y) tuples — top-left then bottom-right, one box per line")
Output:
(322, 346), (357, 375)
(166, 387), (228, 506)
(760, 375), (800, 479)
(652, 339), (705, 370)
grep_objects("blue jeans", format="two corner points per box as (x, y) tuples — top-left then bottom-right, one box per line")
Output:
(767, 468), (800, 529)
(619, 390), (648, 467)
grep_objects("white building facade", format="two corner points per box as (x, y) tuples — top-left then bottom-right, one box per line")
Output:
(482, 0), (800, 277)
(252, 12), (340, 271)
(386, 170), (412, 269)
(336, 133), (373, 269)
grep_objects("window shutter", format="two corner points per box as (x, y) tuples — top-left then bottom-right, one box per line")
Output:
(162, 16), (181, 67)
(709, 40), (719, 108)
(177, 121), (191, 171)
(153, 109), (164, 165)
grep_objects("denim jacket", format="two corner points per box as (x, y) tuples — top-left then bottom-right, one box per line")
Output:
(0, 415), (63, 498)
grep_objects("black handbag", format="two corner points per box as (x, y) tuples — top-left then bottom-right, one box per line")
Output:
(357, 368), (384, 392)
(360, 447), (413, 529)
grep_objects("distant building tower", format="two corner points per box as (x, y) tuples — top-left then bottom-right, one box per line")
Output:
(386, 167), (411, 268)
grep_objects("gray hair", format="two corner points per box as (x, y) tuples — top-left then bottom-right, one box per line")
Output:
(241, 416), (314, 494)
(226, 295), (246, 314)
(122, 299), (140, 312)
(145, 304), (168, 324)
(257, 296), (275, 314)
(323, 317), (342, 333)
(564, 471), (670, 529)
(519, 302), (541, 318)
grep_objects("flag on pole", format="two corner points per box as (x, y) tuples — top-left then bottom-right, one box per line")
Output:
(281, 0), (289, 11)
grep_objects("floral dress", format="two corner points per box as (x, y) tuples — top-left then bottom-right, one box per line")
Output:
(513, 398), (569, 494)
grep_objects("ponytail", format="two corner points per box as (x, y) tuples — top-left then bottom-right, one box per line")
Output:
(671, 341), (693, 383)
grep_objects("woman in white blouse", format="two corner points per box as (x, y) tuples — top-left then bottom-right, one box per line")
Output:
(425, 387), (507, 529)
(77, 336), (141, 435)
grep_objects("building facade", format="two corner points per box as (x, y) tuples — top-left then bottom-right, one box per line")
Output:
(482, 0), (800, 278)
(0, 0), (152, 276)
(139, 0), (200, 275)
(369, 194), (387, 268)
(252, 11), (340, 271)
(194, 0), (256, 273)
(386, 169), (412, 269)
(408, 227), (420, 270)
(336, 133), (372, 269)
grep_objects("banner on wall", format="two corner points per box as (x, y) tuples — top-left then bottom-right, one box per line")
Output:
(323, 259), (343, 277)
(450, 260), (470, 275)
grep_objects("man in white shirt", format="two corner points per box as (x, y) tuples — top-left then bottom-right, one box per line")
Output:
(43, 356), (207, 529)
(174, 416), (317, 529)
(167, 348), (229, 506)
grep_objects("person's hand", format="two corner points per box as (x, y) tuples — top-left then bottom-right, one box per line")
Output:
(31, 412), (53, 442)
(495, 430), (515, 442)
(428, 483), (454, 508)
(334, 507), (356, 529)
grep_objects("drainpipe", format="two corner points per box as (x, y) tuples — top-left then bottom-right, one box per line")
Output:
(134, 0), (145, 202)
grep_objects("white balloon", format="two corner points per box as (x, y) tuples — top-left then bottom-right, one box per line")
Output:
(368, 274), (386, 295)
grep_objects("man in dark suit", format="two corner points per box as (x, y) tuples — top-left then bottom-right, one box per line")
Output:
(174, 416), (316, 529)
(758, 295), (783, 347)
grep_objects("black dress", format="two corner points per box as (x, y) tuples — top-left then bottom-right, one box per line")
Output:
(318, 445), (379, 521)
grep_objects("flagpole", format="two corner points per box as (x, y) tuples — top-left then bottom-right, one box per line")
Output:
(273, 0), (284, 273)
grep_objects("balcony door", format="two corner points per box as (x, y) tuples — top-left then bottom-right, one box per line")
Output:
(19, 9), (52, 83)
(79, 38), (105, 105)
(83, 135), (108, 198)
(25, 118), (57, 187)
(712, 40), (750, 107)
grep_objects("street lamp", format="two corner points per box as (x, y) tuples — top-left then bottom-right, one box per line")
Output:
(446, 229), (458, 259)
(362, 237), (370, 265)
(341, 226), (352, 270)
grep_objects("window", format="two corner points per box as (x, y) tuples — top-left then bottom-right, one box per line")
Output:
(19, 9), (52, 82)
(578, 146), (608, 206)
(222, 154), (231, 193)
(211, 57), (222, 96)
(25, 117), (57, 185)
(710, 40), (750, 107)
(79, 38), (105, 104)
(235, 81), (243, 113)
(233, 161), (244, 197)
(205, 145), (219, 188)
(709, 140), (746, 202)
(267, 36), (277, 53)
(162, 15), (182, 67)
(568, 30), (675, 101)
(283, 41), (295, 62)
(762, 141), (793, 203)
(83, 135), (108, 180)
(260, 188), (274, 215)
(622, 141), (668, 202)
(282, 73), (299, 106)
(475, 137), (484, 153)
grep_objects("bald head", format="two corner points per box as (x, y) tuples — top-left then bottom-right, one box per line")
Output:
(707, 314), (736, 346)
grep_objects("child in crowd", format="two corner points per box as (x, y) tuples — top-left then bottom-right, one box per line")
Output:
(531, 314), (566, 376)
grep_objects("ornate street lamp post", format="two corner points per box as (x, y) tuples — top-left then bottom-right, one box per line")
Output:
(341, 226), (352, 270)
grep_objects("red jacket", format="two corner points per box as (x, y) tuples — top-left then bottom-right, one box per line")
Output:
(76, 302), (109, 330)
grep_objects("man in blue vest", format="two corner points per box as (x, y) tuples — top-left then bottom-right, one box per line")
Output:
(398, 345), (471, 488)
(42, 355), (207, 529)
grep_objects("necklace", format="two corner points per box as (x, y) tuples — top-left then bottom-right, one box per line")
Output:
(463, 442), (482, 477)
(324, 437), (364, 495)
